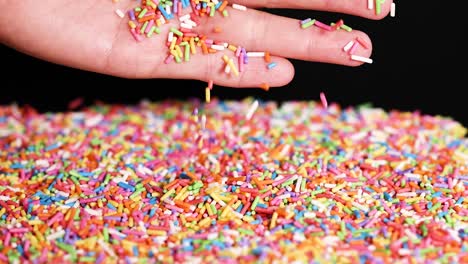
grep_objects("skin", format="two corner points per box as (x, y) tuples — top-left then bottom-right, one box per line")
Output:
(0, 0), (391, 87)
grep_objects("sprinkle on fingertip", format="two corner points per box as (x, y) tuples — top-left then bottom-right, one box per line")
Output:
(320, 92), (328, 108)
(267, 62), (277, 70)
(259, 83), (270, 91)
(232, 4), (247, 11)
(351, 55), (373, 64)
(391, 3), (396, 17)
(343, 41), (355, 52)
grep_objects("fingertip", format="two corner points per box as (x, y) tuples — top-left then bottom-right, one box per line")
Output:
(269, 58), (294, 87)
(365, 0), (393, 20)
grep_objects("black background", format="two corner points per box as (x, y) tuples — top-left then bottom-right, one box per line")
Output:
(1, 1), (466, 126)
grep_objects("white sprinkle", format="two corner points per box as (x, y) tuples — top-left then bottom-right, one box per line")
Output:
(98, 239), (116, 257)
(185, 19), (197, 27)
(201, 114), (206, 130)
(245, 100), (259, 120)
(294, 176), (302, 193)
(85, 208), (102, 216)
(115, 9), (125, 18)
(211, 44), (225, 51)
(224, 63), (231, 74)
(396, 192), (417, 197)
(0, 196), (10, 201)
(180, 22), (193, 29)
(108, 228), (126, 238)
(343, 40), (355, 52)
(232, 4), (247, 11)
(179, 14), (191, 22)
(168, 32), (174, 42)
(368, 0), (374, 10)
(35, 159), (50, 168)
(246, 52), (265, 57)
(351, 55), (373, 64)
(47, 229), (65, 241)
(390, 3), (396, 17)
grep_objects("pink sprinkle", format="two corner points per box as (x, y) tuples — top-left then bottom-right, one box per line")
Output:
(348, 41), (359, 55)
(9, 227), (30, 233)
(145, 20), (155, 34)
(238, 56), (244, 72)
(314, 21), (333, 31)
(235, 46), (242, 57)
(320, 92), (328, 108)
(356, 37), (369, 49)
(130, 29), (142, 42)
(164, 54), (174, 64)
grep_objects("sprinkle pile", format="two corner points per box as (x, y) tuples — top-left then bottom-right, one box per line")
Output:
(0, 99), (467, 263)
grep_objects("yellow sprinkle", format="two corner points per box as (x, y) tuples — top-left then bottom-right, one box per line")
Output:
(220, 206), (231, 219)
(198, 217), (211, 227)
(175, 45), (183, 58)
(147, 230), (167, 236)
(174, 186), (188, 200)
(160, 189), (175, 201)
(332, 183), (346, 193)
(205, 88), (211, 103)
(0, 208), (6, 218)
(190, 39), (197, 54)
(206, 203), (214, 216)
(170, 38), (177, 51)
(270, 212), (278, 229)
(228, 45), (237, 52)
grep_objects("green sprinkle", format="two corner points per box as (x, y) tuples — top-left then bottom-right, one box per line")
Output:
(251, 196), (260, 211)
(141, 21), (149, 34)
(340, 24), (352, 32)
(80, 256), (96, 262)
(210, 5), (215, 16)
(428, 202), (441, 212)
(174, 53), (182, 63)
(238, 228), (254, 236)
(352, 228), (378, 234)
(184, 44), (190, 62)
(138, 8), (148, 19)
(170, 27), (183, 37)
(130, 188), (144, 200)
(375, 0), (381, 15)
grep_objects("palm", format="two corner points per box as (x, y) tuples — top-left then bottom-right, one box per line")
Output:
(1, 0), (391, 87)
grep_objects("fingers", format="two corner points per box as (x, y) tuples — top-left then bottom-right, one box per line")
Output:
(233, 0), (393, 20)
(196, 8), (373, 66)
(155, 50), (294, 88)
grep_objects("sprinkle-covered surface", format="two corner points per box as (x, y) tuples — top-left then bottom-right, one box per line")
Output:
(0, 99), (467, 263)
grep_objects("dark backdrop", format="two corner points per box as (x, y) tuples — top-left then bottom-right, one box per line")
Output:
(1, 1), (466, 126)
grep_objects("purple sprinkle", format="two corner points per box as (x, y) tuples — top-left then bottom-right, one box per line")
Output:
(128, 10), (136, 21)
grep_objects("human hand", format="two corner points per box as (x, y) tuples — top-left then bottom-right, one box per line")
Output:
(0, 0), (392, 88)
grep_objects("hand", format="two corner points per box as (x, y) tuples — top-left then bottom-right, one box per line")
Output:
(0, 0), (391, 88)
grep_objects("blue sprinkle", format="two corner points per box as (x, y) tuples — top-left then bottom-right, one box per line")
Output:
(118, 182), (135, 192)
(45, 143), (59, 151)
(10, 163), (24, 169)
(383, 192), (391, 201)
(267, 62), (277, 70)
